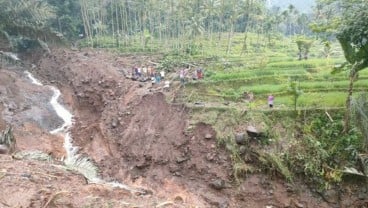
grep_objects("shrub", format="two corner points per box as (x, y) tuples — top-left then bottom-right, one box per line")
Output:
(284, 114), (363, 190)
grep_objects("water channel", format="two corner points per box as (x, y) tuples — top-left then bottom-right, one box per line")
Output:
(24, 70), (139, 193)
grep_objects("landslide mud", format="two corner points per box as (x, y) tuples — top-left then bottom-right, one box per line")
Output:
(32, 48), (330, 207)
(2, 48), (355, 207)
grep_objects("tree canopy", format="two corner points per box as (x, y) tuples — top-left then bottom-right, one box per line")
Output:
(336, 1), (368, 72)
(0, 0), (319, 52)
(313, 0), (368, 72)
(0, 0), (54, 36)
(312, 0), (368, 132)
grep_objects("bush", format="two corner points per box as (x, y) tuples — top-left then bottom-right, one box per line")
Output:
(284, 114), (362, 190)
(157, 53), (192, 72)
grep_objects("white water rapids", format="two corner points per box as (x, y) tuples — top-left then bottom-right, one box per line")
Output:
(24, 70), (141, 193)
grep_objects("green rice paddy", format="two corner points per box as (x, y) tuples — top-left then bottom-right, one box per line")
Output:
(184, 33), (368, 109)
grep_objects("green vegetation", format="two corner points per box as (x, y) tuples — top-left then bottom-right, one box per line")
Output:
(190, 106), (365, 189)
(1, 0), (368, 195)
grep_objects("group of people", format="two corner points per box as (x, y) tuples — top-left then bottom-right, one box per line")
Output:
(131, 66), (165, 84)
(130, 65), (275, 107)
(244, 92), (274, 108)
(179, 67), (205, 85)
(129, 65), (171, 91)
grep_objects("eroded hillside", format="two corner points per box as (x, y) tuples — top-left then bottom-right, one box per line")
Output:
(0, 48), (340, 207)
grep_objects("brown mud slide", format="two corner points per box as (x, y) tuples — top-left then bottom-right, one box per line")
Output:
(1, 48), (356, 207)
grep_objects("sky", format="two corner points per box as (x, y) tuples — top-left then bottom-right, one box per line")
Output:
(267, 0), (316, 13)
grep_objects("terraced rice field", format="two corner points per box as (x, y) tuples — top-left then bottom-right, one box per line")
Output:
(184, 34), (368, 110)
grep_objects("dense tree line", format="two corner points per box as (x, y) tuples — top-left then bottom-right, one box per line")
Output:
(0, 0), (318, 52)
(1, 0), (366, 66)
(75, 0), (314, 49)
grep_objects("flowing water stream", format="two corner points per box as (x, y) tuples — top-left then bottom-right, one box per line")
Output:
(24, 70), (141, 193)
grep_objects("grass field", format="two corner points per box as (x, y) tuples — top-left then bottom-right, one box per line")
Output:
(182, 33), (368, 109)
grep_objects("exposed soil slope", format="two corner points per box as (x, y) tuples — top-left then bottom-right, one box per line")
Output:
(33, 48), (329, 207)
(1, 48), (358, 207)
(33, 49), (234, 206)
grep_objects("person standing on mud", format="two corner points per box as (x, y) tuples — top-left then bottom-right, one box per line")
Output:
(268, 94), (274, 108)
(192, 70), (198, 80)
(197, 68), (203, 79)
(179, 68), (185, 85)
(137, 67), (142, 77)
(147, 66), (152, 77)
(134, 66), (138, 77)
(155, 71), (161, 83)
(131, 67), (136, 77)
(142, 66), (148, 78)
(160, 70), (165, 80)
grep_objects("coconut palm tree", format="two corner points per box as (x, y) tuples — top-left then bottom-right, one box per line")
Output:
(201, 0), (220, 41)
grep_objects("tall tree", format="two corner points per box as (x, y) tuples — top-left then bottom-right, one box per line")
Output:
(312, 0), (368, 132)
(46, 0), (82, 40)
(0, 0), (54, 36)
(202, 0), (220, 42)
(0, 0), (59, 51)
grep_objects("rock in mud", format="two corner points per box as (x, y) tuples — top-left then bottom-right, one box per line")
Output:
(321, 189), (339, 204)
(202, 192), (229, 208)
(169, 164), (181, 173)
(204, 133), (213, 140)
(6, 102), (18, 111)
(81, 79), (89, 84)
(358, 192), (368, 200)
(206, 152), (216, 162)
(239, 145), (247, 155)
(246, 125), (263, 138)
(176, 156), (190, 163)
(219, 201), (229, 208)
(77, 92), (85, 97)
(135, 188), (153, 196)
(209, 179), (226, 190)
(111, 118), (119, 128)
(0, 144), (9, 154)
(174, 195), (184, 203)
(173, 171), (182, 177)
(341, 199), (353, 207)
(292, 200), (304, 208)
(235, 132), (248, 145)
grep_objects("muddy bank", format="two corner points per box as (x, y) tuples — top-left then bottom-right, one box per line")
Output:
(0, 67), (65, 157)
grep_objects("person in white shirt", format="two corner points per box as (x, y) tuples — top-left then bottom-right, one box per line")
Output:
(160, 70), (165, 79)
